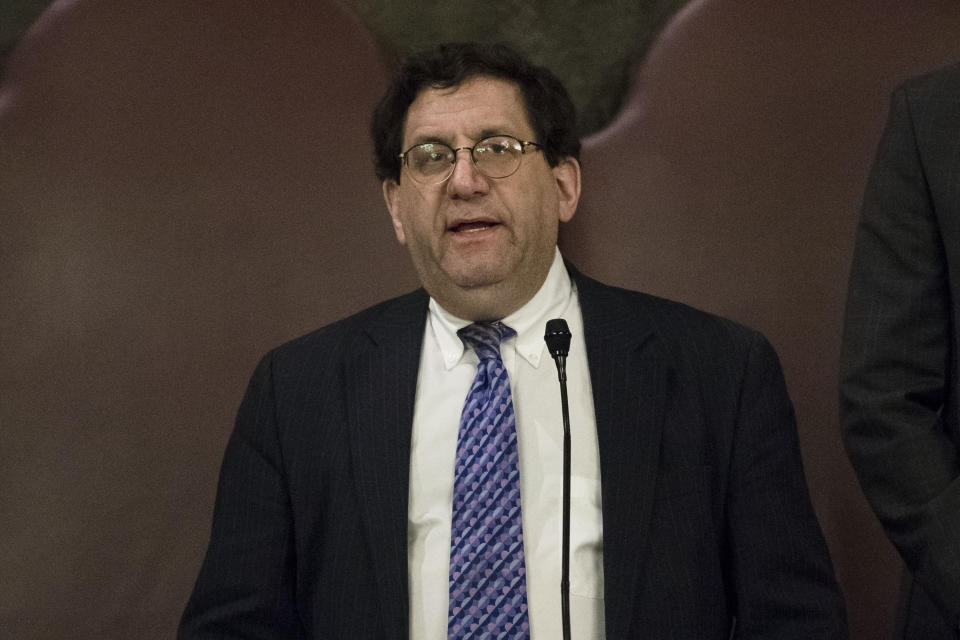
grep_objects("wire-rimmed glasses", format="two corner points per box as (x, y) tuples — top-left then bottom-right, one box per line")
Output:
(398, 134), (542, 184)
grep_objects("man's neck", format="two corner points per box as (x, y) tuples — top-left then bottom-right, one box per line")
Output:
(429, 248), (568, 324)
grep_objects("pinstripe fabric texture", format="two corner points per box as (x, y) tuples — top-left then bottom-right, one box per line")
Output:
(179, 268), (847, 639)
(841, 62), (960, 639)
(448, 322), (529, 639)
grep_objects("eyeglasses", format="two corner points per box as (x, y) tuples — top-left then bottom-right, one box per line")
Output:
(398, 134), (542, 184)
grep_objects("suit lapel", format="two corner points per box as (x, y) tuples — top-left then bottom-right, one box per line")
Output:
(575, 272), (669, 640)
(344, 290), (429, 639)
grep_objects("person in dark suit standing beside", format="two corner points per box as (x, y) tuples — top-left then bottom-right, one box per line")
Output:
(180, 42), (846, 639)
(841, 62), (960, 639)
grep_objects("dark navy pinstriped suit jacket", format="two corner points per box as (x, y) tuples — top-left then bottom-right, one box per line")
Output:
(842, 62), (960, 639)
(180, 268), (847, 638)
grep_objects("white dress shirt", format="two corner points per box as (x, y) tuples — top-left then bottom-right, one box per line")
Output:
(407, 249), (606, 639)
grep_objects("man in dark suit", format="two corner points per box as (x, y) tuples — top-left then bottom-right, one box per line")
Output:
(180, 43), (846, 638)
(841, 62), (960, 639)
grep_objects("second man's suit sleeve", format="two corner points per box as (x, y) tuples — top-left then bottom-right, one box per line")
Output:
(840, 83), (960, 620)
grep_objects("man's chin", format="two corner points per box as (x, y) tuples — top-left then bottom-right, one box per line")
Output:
(435, 255), (509, 289)
(446, 268), (508, 291)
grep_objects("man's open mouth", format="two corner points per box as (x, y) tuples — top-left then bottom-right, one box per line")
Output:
(449, 220), (499, 233)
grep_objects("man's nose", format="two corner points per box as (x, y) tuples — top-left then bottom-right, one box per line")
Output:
(446, 148), (489, 198)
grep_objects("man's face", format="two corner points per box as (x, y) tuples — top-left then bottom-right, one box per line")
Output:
(382, 75), (580, 321)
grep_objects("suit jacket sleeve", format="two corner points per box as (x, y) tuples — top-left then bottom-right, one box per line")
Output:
(840, 80), (960, 619)
(178, 353), (305, 638)
(730, 332), (848, 638)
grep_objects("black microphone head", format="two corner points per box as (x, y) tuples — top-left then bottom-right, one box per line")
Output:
(544, 318), (571, 358)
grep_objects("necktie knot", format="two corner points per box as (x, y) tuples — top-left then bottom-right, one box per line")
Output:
(458, 322), (516, 361)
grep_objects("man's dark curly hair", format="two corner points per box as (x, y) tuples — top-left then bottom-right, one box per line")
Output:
(371, 42), (581, 183)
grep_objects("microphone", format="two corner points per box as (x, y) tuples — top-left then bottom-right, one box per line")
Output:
(544, 318), (572, 367)
(544, 318), (572, 640)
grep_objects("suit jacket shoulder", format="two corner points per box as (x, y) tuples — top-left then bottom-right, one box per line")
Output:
(573, 269), (765, 384)
(180, 288), (430, 639)
(900, 60), (960, 99)
(571, 269), (847, 638)
(270, 288), (430, 366)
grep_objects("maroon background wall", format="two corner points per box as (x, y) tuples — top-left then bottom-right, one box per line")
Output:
(2, 0), (960, 638)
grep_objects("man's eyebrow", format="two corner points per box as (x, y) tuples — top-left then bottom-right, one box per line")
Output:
(407, 126), (526, 148)
(406, 135), (451, 148)
(477, 127), (521, 140)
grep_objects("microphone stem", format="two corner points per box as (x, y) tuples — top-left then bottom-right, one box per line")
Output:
(557, 356), (572, 640)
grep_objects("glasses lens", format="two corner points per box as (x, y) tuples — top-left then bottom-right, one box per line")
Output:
(473, 136), (523, 178)
(406, 143), (454, 183)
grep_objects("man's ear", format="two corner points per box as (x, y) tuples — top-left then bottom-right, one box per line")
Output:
(552, 157), (581, 223)
(382, 179), (406, 244)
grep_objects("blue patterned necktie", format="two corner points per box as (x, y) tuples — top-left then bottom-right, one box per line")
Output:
(448, 322), (530, 639)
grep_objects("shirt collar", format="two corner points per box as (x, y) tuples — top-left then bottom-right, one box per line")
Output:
(429, 248), (574, 370)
